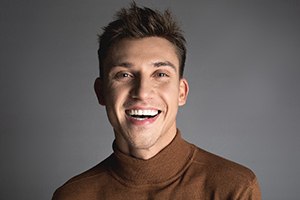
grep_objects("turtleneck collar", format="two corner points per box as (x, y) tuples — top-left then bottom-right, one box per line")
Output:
(108, 130), (195, 186)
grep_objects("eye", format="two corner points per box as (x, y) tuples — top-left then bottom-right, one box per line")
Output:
(158, 73), (167, 77)
(156, 72), (169, 78)
(115, 72), (133, 80)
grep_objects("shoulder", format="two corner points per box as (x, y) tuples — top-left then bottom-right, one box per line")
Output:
(187, 143), (261, 198)
(52, 154), (113, 200)
(193, 145), (256, 182)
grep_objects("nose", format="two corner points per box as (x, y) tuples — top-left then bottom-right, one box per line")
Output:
(130, 76), (153, 100)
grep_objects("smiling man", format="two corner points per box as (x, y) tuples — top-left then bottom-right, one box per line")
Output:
(96, 37), (188, 160)
(52, 3), (261, 200)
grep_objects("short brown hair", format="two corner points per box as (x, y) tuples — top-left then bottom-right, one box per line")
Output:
(97, 2), (186, 78)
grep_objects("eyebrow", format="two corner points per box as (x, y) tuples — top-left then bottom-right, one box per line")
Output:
(111, 61), (177, 72)
(113, 62), (132, 68)
(152, 61), (177, 72)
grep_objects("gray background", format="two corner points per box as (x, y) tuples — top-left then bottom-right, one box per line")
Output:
(1, 0), (299, 199)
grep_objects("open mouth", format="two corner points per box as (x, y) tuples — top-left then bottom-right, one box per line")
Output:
(126, 109), (161, 120)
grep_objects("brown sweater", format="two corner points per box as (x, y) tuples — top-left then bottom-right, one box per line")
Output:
(52, 131), (261, 199)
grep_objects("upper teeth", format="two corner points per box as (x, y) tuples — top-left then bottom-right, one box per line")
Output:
(127, 110), (159, 116)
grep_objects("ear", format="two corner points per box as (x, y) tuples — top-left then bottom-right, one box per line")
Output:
(94, 77), (106, 105)
(178, 78), (189, 106)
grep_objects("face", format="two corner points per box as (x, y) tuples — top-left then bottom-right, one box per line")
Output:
(95, 37), (188, 154)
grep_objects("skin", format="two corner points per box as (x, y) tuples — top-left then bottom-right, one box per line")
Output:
(94, 37), (189, 160)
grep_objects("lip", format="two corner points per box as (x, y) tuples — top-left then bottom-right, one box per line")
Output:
(126, 106), (160, 110)
(125, 107), (161, 126)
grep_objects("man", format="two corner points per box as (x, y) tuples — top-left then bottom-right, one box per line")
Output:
(52, 3), (261, 199)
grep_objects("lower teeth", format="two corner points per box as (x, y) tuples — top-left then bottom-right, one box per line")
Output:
(131, 115), (155, 120)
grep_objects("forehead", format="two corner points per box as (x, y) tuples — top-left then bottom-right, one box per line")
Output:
(104, 37), (180, 69)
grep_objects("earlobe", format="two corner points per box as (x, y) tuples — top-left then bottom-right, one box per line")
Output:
(94, 78), (106, 105)
(178, 78), (189, 106)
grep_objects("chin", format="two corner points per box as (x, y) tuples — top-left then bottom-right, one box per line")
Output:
(128, 135), (159, 149)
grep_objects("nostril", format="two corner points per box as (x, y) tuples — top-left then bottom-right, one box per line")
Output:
(130, 87), (153, 100)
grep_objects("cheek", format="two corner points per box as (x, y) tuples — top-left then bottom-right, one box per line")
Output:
(158, 84), (180, 103)
(106, 85), (129, 105)
(105, 89), (124, 122)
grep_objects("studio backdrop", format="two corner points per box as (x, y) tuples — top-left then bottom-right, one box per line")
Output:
(1, 1), (299, 199)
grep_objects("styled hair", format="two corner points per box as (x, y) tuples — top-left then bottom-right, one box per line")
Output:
(97, 2), (186, 78)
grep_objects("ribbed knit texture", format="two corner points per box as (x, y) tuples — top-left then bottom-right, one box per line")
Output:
(52, 130), (261, 199)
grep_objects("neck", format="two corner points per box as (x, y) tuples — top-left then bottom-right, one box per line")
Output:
(110, 130), (195, 186)
(114, 127), (178, 160)
(128, 134), (176, 160)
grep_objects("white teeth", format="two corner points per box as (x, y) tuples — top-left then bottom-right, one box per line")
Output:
(127, 109), (159, 116)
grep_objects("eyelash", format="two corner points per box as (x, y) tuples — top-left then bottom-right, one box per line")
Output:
(115, 72), (132, 79)
(156, 72), (169, 77)
(113, 71), (170, 81)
